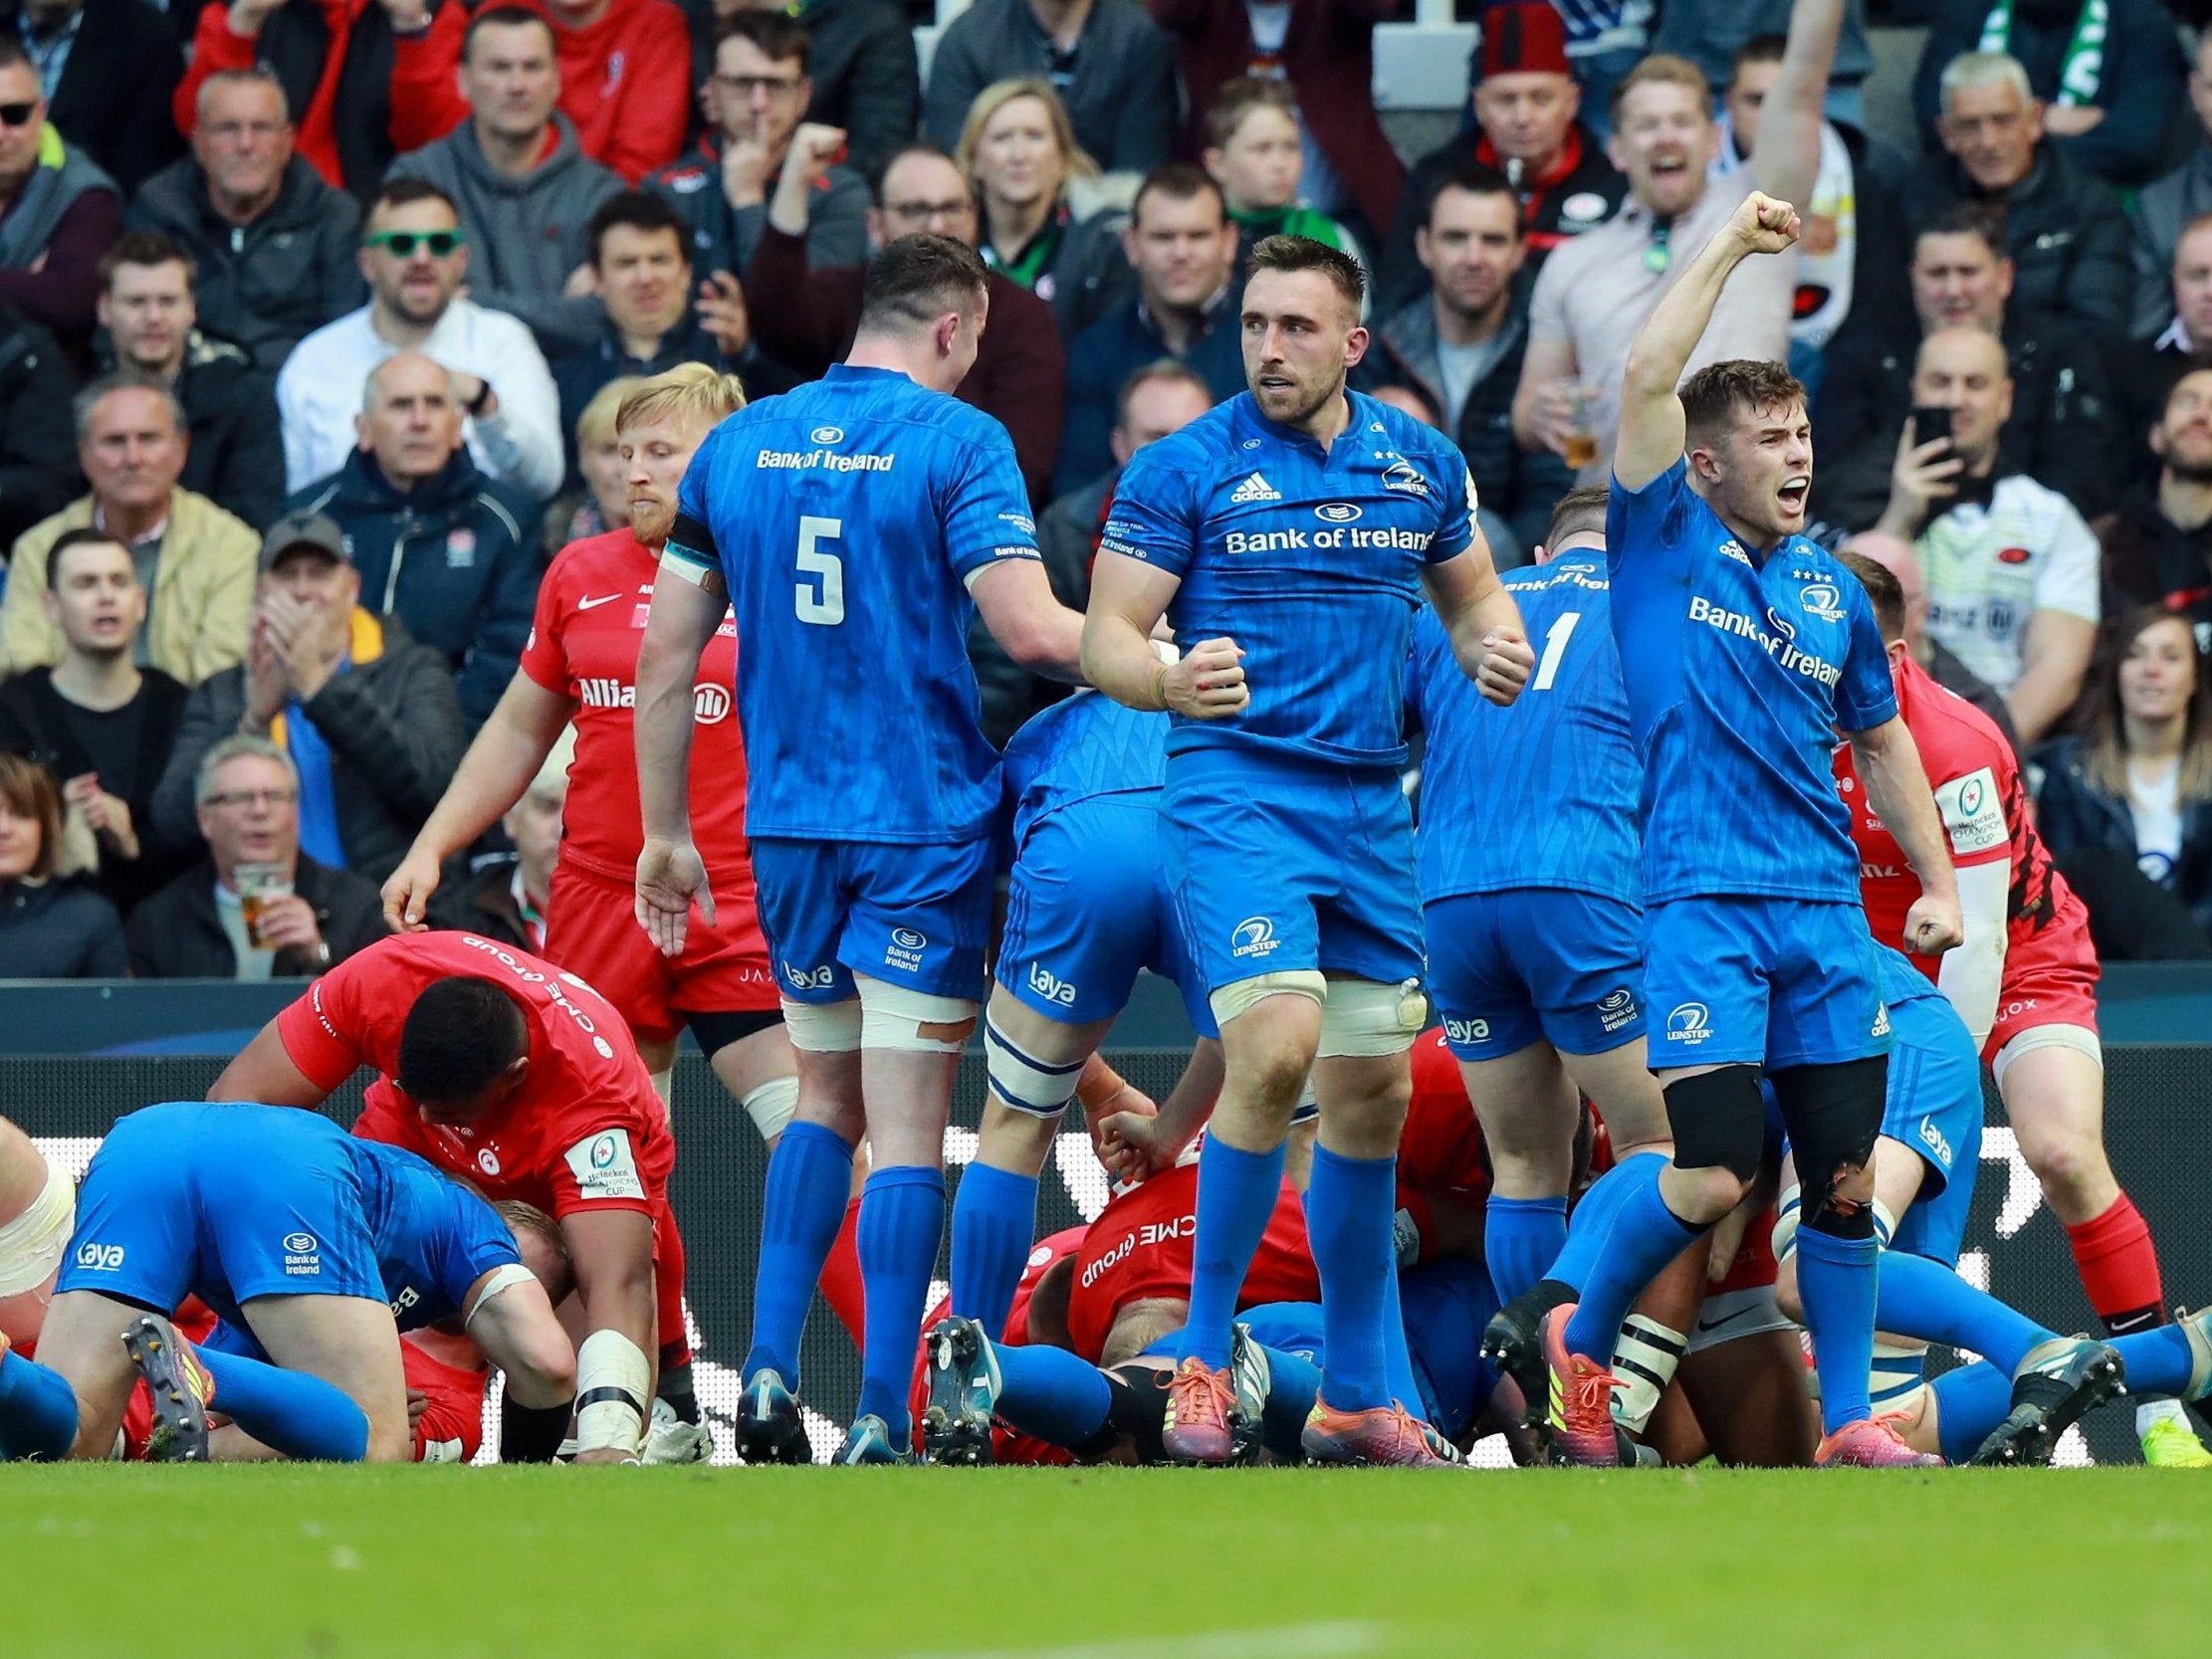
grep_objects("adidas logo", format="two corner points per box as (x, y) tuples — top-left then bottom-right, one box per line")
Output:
(1228, 472), (1281, 504)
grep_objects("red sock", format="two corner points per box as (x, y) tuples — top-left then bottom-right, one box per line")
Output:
(817, 1196), (867, 1348)
(2064, 1193), (2165, 1337)
(655, 1208), (694, 1370)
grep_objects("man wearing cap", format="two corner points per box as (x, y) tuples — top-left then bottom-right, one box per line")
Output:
(282, 351), (545, 726)
(149, 512), (469, 887)
(1378, 2), (1626, 315)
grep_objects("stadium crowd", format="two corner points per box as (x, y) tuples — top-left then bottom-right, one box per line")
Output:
(1, 0), (2211, 1476)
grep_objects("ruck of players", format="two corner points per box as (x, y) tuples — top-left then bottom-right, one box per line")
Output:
(8, 193), (2212, 1474)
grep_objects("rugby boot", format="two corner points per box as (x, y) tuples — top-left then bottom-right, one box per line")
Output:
(1225, 1322), (1272, 1465)
(1540, 1304), (1620, 1467)
(1160, 1355), (1238, 1465)
(921, 1316), (999, 1466)
(1814, 1412), (1944, 1467)
(1973, 1337), (2125, 1467)
(1302, 1399), (1462, 1468)
(123, 1314), (214, 1463)
(1483, 1280), (1572, 1429)
(644, 1395), (715, 1465)
(736, 1367), (810, 1465)
(835, 1412), (915, 1465)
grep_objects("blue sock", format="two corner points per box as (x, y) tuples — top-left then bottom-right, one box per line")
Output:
(0, 1348), (79, 1461)
(743, 1121), (854, 1384)
(1176, 1137), (1287, 1369)
(1552, 1152), (1663, 1295)
(1258, 1342), (1325, 1457)
(1931, 1361), (2013, 1462)
(1562, 1163), (1701, 1356)
(950, 1161), (1038, 1342)
(993, 1343), (1114, 1448)
(855, 1164), (947, 1438)
(1305, 1144), (1397, 1413)
(1381, 1263), (1424, 1415)
(2113, 1325), (2196, 1397)
(1798, 1225), (1880, 1434)
(198, 1348), (368, 1462)
(1878, 1251), (2053, 1373)
(1485, 1195), (1569, 1306)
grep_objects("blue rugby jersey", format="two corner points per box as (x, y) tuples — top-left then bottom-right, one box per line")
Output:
(1101, 390), (1474, 768)
(665, 364), (1040, 843)
(1607, 460), (1895, 905)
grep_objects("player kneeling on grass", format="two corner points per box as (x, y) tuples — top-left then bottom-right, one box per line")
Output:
(0, 1103), (573, 1463)
(213, 933), (680, 1465)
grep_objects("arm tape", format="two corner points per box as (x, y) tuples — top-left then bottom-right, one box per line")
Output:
(462, 1262), (539, 1328)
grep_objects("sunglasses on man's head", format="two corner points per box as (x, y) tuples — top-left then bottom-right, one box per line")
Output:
(364, 229), (465, 258)
(0, 103), (40, 129)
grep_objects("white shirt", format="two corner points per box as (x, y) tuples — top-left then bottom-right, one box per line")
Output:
(2129, 755), (2183, 884)
(1917, 474), (2101, 693)
(276, 298), (563, 500)
(1710, 115), (1856, 351)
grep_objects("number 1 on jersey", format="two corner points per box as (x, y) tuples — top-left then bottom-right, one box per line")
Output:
(1531, 610), (1581, 693)
(796, 516), (844, 625)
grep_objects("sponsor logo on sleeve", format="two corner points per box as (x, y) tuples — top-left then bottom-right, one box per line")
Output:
(284, 1231), (323, 1277)
(1934, 765), (2007, 855)
(565, 1129), (646, 1202)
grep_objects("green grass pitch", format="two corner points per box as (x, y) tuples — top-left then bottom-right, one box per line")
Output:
(5, 1465), (2208, 1657)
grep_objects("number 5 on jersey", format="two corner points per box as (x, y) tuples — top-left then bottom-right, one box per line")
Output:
(796, 516), (844, 625)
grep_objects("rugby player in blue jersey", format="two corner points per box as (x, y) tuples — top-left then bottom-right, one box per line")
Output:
(942, 691), (1226, 1356)
(1084, 234), (1535, 1467)
(0, 1102), (573, 1464)
(635, 236), (1087, 1465)
(1541, 193), (1966, 1468)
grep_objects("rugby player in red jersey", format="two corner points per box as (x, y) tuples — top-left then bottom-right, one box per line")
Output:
(381, 363), (793, 1461)
(1835, 548), (2205, 1465)
(211, 932), (676, 1464)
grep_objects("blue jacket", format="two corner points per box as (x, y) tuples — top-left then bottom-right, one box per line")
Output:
(283, 450), (544, 725)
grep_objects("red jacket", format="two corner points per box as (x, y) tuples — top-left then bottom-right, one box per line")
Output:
(1149, 0), (1404, 239)
(387, 0), (690, 185)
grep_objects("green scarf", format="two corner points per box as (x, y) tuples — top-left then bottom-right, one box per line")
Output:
(1978, 0), (2108, 106)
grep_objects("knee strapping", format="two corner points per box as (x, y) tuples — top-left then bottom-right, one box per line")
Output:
(1772, 1057), (1886, 1239)
(856, 974), (977, 1054)
(1315, 976), (1427, 1058)
(985, 1016), (1086, 1120)
(1773, 1185), (1895, 1262)
(781, 996), (861, 1054)
(740, 1076), (800, 1140)
(0, 1148), (74, 1298)
(1209, 969), (1326, 1028)
(1663, 1065), (1767, 1181)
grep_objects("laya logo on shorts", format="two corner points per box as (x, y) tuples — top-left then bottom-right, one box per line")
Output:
(887, 928), (929, 971)
(1229, 917), (1278, 959)
(1799, 581), (1845, 622)
(783, 962), (838, 990)
(1918, 1117), (1953, 1167)
(284, 1232), (322, 1277)
(1314, 503), (1362, 523)
(1443, 1016), (1490, 1045)
(1665, 1002), (1713, 1044)
(73, 1241), (123, 1271)
(1027, 961), (1077, 1005)
(1597, 987), (1640, 1033)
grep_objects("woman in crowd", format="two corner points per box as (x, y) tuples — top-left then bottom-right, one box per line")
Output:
(2037, 609), (2212, 947)
(0, 753), (127, 978)
(957, 78), (1132, 337)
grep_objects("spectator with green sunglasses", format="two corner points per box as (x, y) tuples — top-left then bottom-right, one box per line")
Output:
(276, 177), (562, 507)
